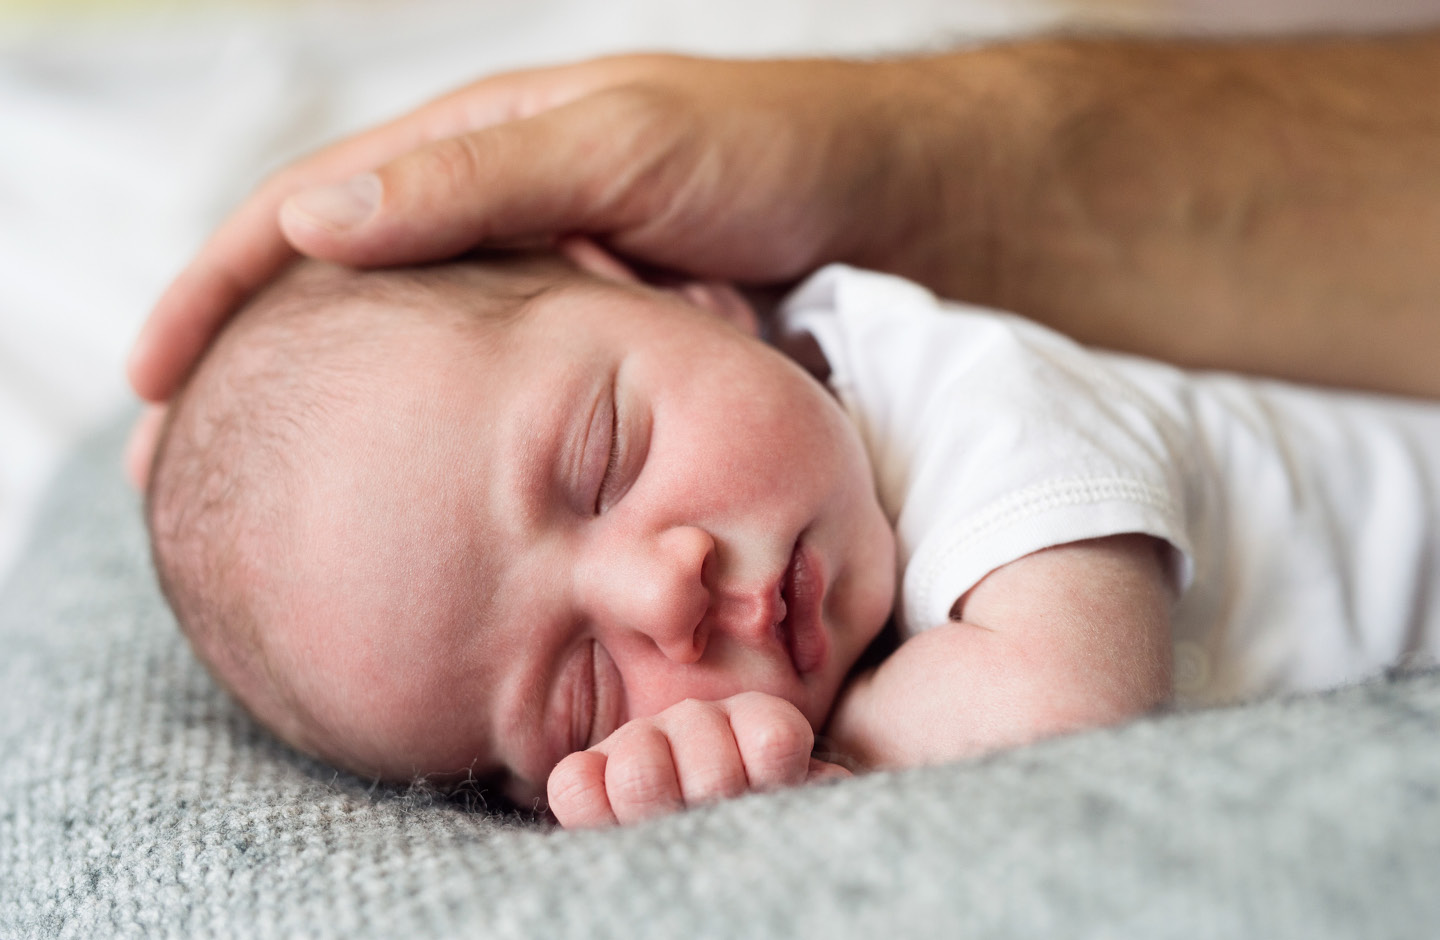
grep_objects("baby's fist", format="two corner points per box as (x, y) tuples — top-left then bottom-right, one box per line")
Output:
(546, 691), (849, 828)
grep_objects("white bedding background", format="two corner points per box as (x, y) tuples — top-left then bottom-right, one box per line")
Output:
(1, 0), (1434, 589)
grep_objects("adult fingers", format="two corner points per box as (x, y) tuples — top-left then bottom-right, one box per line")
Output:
(546, 749), (616, 829)
(278, 55), (896, 282)
(127, 56), (644, 402)
(124, 403), (168, 492)
(129, 118), (439, 401)
(277, 82), (687, 269)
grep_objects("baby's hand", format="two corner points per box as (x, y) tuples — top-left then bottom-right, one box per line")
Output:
(546, 691), (850, 828)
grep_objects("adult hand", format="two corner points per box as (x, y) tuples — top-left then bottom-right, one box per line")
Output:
(129, 53), (979, 402)
(546, 692), (850, 828)
(132, 33), (1440, 406)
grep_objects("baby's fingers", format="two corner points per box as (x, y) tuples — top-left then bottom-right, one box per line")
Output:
(597, 724), (685, 826)
(805, 757), (853, 784)
(546, 750), (615, 829)
(661, 699), (749, 807)
(725, 691), (816, 792)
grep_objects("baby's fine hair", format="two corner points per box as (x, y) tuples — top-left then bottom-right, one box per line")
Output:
(146, 256), (553, 760)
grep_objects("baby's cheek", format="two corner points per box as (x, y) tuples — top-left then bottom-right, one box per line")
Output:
(502, 771), (549, 810)
(617, 666), (716, 723)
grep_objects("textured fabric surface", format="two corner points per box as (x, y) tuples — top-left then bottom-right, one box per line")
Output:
(3, 418), (1439, 939)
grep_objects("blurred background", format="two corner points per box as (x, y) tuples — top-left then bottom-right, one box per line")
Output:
(2, 0), (1437, 587)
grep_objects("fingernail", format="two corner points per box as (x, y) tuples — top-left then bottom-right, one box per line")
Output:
(287, 173), (381, 230)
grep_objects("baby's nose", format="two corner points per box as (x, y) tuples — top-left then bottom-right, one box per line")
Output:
(640, 526), (716, 663)
(591, 525), (715, 664)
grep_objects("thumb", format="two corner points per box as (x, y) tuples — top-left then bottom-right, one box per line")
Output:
(124, 403), (168, 492)
(279, 89), (674, 267)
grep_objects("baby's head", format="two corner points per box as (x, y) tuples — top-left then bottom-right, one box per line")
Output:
(146, 248), (896, 802)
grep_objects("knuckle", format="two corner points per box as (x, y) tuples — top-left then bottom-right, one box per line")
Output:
(585, 84), (692, 149)
(655, 698), (727, 738)
(604, 727), (680, 809)
(687, 764), (749, 803)
(421, 134), (489, 191)
(593, 82), (674, 119)
(729, 690), (777, 711)
(747, 716), (812, 767)
(673, 697), (724, 722)
(732, 690), (807, 726)
(546, 756), (605, 817)
(733, 698), (813, 779)
(606, 760), (676, 809)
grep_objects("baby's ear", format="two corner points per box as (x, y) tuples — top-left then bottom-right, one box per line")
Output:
(673, 281), (761, 336)
(558, 236), (640, 285)
(559, 235), (760, 336)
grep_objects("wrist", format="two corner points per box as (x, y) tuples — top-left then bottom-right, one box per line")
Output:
(819, 668), (887, 771)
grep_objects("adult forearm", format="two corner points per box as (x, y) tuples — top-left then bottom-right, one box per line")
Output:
(137, 38), (1440, 401)
(890, 32), (1440, 396)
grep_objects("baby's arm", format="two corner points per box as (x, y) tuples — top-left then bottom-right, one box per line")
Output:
(546, 534), (1170, 825)
(825, 534), (1174, 770)
(546, 691), (850, 828)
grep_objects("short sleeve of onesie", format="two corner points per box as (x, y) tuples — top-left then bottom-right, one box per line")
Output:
(779, 266), (1196, 638)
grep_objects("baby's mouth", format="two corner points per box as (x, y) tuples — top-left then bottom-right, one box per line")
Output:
(775, 557), (793, 666)
(777, 539), (827, 677)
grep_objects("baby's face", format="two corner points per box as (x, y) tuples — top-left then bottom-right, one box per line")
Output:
(254, 269), (896, 801)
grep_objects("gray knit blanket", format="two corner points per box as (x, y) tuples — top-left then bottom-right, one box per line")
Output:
(3, 418), (1438, 939)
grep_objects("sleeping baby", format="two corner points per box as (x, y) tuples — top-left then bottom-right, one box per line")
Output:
(144, 242), (1440, 827)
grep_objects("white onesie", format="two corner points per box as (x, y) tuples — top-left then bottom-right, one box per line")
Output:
(780, 265), (1440, 706)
